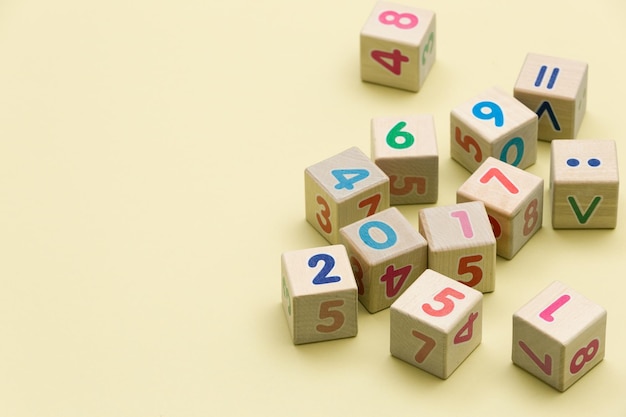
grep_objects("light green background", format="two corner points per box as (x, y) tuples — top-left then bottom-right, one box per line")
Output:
(1, 0), (625, 415)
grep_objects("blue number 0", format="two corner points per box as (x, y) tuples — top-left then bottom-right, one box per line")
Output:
(500, 137), (524, 166)
(359, 220), (397, 250)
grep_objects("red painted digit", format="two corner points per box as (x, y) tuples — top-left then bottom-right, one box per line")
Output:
(518, 340), (552, 375)
(454, 312), (479, 344)
(380, 264), (412, 298)
(455, 126), (483, 163)
(315, 195), (332, 234)
(570, 339), (600, 374)
(412, 330), (436, 363)
(480, 167), (519, 194)
(389, 175), (426, 196)
(523, 198), (539, 236)
(358, 193), (381, 216)
(349, 256), (365, 296)
(316, 300), (345, 333)
(371, 49), (409, 75)
(422, 287), (465, 317)
(457, 255), (483, 287)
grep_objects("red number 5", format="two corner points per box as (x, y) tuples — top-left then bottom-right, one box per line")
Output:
(422, 287), (465, 317)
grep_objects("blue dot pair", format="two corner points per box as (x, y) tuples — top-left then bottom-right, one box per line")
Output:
(566, 158), (601, 167)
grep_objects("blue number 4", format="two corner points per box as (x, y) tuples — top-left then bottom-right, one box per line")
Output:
(332, 168), (370, 190)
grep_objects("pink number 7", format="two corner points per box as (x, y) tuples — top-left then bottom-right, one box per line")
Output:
(539, 294), (571, 322)
(479, 167), (519, 194)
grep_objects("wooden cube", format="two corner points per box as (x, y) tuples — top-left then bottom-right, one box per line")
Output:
(450, 86), (538, 173)
(512, 281), (606, 391)
(339, 207), (428, 313)
(514, 53), (588, 141)
(305, 147), (390, 244)
(418, 201), (496, 293)
(390, 269), (483, 379)
(371, 114), (438, 205)
(457, 157), (543, 259)
(550, 139), (619, 229)
(360, 1), (436, 92)
(281, 244), (358, 345)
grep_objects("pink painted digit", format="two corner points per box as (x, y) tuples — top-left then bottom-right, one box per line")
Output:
(539, 294), (571, 322)
(450, 209), (474, 239)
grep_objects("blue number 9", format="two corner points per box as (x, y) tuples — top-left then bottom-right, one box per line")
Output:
(472, 101), (504, 127)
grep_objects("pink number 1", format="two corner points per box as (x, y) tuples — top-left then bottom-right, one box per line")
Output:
(539, 294), (571, 322)
(450, 209), (474, 239)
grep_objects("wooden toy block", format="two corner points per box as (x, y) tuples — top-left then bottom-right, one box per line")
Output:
(514, 53), (588, 141)
(390, 269), (483, 379)
(305, 147), (390, 244)
(550, 139), (619, 229)
(371, 114), (438, 205)
(339, 207), (428, 313)
(450, 86), (538, 173)
(281, 244), (358, 345)
(360, 1), (436, 92)
(512, 281), (606, 392)
(418, 201), (496, 293)
(456, 157), (543, 259)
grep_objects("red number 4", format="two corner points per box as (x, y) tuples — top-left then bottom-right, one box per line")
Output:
(371, 49), (409, 75)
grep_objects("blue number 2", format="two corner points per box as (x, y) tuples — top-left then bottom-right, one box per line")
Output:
(309, 253), (341, 285)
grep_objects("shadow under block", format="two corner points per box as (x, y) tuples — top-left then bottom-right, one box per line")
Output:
(305, 147), (390, 244)
(390, 269), (483, 379)
(514, 53), (588, 141)
(371, 114), (438, 204)
(339, 207), (428, 313)
(418, 201), (496, 293)
(550, 139), (619, 229)
(450, 86), (538, 173)
(281, 244), (358, 345)
(360, 1), (436, 92)
(512, 281), (606, 392)
(457, 157), (543, 259)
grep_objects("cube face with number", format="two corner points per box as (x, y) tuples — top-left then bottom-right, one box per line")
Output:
(457, 157), (544, 260)
(360, 1), (436, 92)
(281, 244), (358, 345)
(451, 87), (538, 173)
(514, 53), (588, 141)
(339, 207), (428, 313)
(371, 114), (438, 205)
(551, 140), (619, 229)
(305, 147), (390, 244)
(512, 281), (606, 391)
(418, 202), (496, 293)
(390, 269), (483, 379)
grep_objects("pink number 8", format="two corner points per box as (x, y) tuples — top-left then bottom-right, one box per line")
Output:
(378, 10), (418, 29)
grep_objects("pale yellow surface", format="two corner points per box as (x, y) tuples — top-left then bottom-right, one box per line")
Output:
(1, 1), (625, 416)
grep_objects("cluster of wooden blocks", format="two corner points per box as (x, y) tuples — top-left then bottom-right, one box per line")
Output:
(281, 0), (616, 392)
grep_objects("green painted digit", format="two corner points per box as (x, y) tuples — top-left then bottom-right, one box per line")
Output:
(386, 121), (415, 149)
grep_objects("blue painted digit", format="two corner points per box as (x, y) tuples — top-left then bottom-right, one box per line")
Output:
(472, 101), (504, 127)
(332, 168), (370, 190)
(309, 253), (341, 285)
(500, 137), (524, 166)
(535, 65), (559, 89)
(358, 220), (397, 250)
(536, 101), (561, 131)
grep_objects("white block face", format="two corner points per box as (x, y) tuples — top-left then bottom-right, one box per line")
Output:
(550, 140), (619, 229)
(281, 245), (359, 345)
(360, 1), (436, 92)
(514, 53), (588, 140)
(305, 147), (390, 244)
(418, 201), (496, 293)
(340, 207), (427, 313)
(390, 269), (483, 379)
(457, 157), (544, 259)
(371, 114), (438, 204)
(450, 87), (538, 173)
(512, 281), (607, 391)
